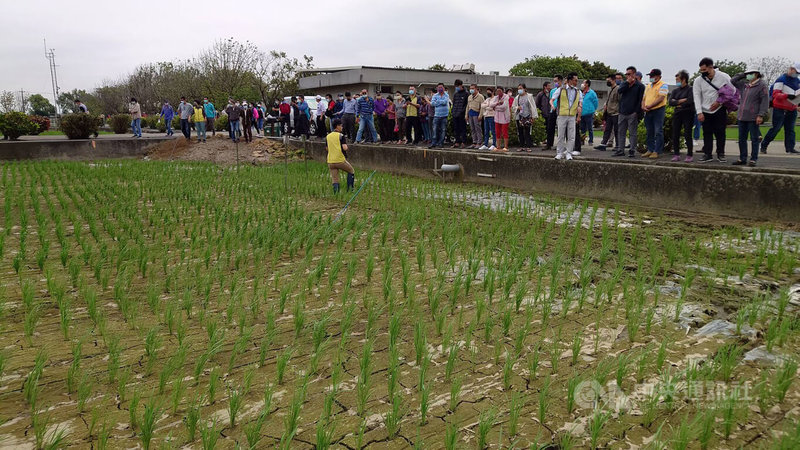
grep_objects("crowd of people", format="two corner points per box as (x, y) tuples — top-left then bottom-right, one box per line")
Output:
(308, 58), (800, 167)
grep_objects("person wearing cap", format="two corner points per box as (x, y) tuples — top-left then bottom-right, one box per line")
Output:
(693, 57), (733, 163)
(315, 95), (328, 139)
(731, 70), (769, 166)
(614, 66), (645, 157)
(641, 69), (669, 159)
(668, 70), (695, 162)
(761, 62), (800, 154)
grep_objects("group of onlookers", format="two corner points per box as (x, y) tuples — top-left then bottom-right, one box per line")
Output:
(303, 58), (800, 166)
(155, 97), (272, 143)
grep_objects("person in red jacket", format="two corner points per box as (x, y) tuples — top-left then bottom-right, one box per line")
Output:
(762, 62), (800, 154)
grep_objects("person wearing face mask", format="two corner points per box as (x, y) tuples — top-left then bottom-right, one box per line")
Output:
(192, 100), (207, 143)
(429, 83), (450, 148)
(373, 93), (390, 143)
(393, 91), (407, 144)
(578, 80), (598, 148)
(731, 70), (769, 166)
(535, 82), (552, 148)
(466, 84), (484, 149)
(419, 96), (432, 144)
(479, 87), (496, 150)
(595, 74), (620, 151)
(513, 83), (538, 152)
(693, 57), (733, 162)
(489, 86), (511, 152)
(549, 73), (583, 160)
(295, 96), (310, 139)
(386, 99), (397, 142)
(203, 98), (216, 137)
(761, 62), (800, 154)
(129, 97), (142, 138)
(177, 96), (194, 140)
(613, 67), (645, 157)
(545, 75), (564, 150)
(341, 92), (357, 142)
(405, 86), (423, 146)
(668, 70), (695, 162)
(279, 99), (291, 135)
(315, 95), (328, 139)
(641, 69), (669, 159)
(225, 99), (243, 142)
(450, 79), (469, 148)
(355, 90), (378, 144)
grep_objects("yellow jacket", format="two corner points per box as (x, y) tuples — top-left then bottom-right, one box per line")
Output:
(192, 107), (205, 122)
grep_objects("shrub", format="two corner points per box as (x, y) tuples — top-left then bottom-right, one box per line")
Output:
(0, 112), (38, 140)
(110, 114), (131, 134)
(215, 115), (228, 132)
(28, 116), (51, 135)
(156, 118), (167, 133)
(726, 112), (738, 126)
(635, 106), (680, 152)
(60, 114), (102, 139)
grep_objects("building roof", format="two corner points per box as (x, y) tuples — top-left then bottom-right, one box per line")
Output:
(297, 65), (476, 75)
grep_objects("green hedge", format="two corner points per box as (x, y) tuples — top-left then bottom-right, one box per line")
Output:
(0, 112), (37, 140)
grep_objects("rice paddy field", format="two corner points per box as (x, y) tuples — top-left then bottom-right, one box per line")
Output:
(1, 159), (799, 449)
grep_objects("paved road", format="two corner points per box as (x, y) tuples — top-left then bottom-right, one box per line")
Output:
(6, 133), (800, 173)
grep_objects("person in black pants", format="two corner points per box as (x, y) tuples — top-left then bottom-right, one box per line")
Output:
(669, 70), (695, 161)
(451, 79), (469, 148)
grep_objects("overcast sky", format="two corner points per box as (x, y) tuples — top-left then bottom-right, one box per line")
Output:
(2, 0), (797, 102)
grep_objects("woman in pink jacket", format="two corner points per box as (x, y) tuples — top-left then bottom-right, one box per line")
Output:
(489, 86), (510, 152)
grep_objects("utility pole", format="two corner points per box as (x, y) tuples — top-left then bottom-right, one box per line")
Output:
(44, 39), (60, 116)
(19, 89), (29, 113)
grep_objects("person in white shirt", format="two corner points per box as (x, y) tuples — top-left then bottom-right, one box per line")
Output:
(513, 83), (539, 152)
(693, 57), (733, 163)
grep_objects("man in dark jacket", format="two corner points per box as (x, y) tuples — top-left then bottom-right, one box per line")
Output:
(451, 79), (469, 148)
(225, 99), (243, 142)
(242, 101), (254, 143)
(613, 66), (645, 157)
(669, 70), (695, 161)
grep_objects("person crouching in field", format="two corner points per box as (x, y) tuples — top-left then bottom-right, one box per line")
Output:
(327, 119), (355, 193)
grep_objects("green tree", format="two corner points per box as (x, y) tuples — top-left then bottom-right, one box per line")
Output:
(58, 89), (100, 114)
(427, 63), (447, 71)
(28, 94), (55, 116)
(0, 91), (16, 113)
(509, 54), (618, 80)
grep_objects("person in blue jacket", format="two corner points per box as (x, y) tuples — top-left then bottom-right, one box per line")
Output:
(580, 80), (599, 145)
(159, 101), (175, 136)
(429, 83), (451, 148)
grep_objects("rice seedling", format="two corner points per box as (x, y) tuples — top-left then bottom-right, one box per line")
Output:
(129, 388), (141, 431)
(774, 359), (798, 403)
(571, 332), (583, 366)
(476, 407), (496, 450)
(140, 397), (163, 450)
(207, 367), (221, 405)
(444, 421), (458, 450)
(280, 377), (308, 449)
(508, 391), (525, 437)
(184, 396), (201, 442)
(449, 376), (462, 412)
(502, 352), (515, 391)
(199, 418), (220, 450)
(538, 378), (550, 424)
(276, 346), (293, 385)
(566, 373), (582, 414)
(720, 387), (740, 439)
(696, 408), (716, 450)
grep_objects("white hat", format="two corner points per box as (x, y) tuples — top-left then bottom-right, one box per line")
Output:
(316, 95), (322, 100)
(794, 62), (800, 72)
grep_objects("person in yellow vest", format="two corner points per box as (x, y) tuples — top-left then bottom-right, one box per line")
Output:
(192, 100), (207, 143)
(641, 69), (669, 158)
(549, 72), (583, 160)
(326, 119), (355, 193)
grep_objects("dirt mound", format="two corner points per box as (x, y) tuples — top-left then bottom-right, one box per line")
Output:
(145, 135), (297, 165)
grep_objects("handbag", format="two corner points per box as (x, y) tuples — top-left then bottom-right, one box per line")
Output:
(702, 75), (739, 112)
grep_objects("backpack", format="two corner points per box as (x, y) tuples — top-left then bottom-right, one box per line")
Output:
(702, 75), (739, 112)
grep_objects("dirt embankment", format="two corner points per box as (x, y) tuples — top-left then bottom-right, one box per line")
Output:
(144, 135), (304, 165)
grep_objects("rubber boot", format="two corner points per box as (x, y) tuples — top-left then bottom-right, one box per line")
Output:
(346, 173), (355, 191)
(332, 183), (340, 194)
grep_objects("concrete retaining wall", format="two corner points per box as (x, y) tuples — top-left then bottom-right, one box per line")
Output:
(0, 138), (169, 161)
(294, 140), (800, 222)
